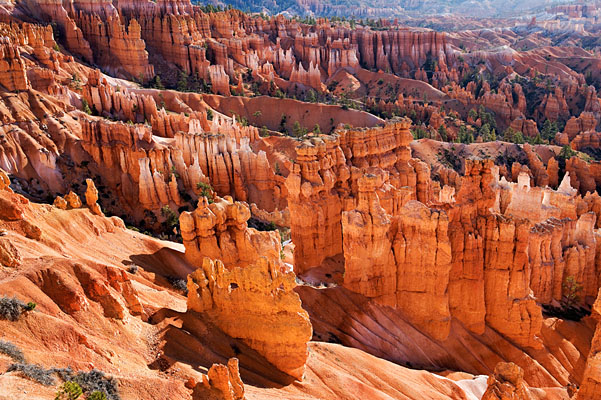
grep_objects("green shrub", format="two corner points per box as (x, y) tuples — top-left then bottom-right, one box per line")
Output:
(503, 127), (524, 144)
(53, 368), (120, 400)
(541, 119), (558, 141)
(88, 392), (108, 400)
(149, 75), (164, 90)
(437, 125), (448, 141)
(196, 182), (214, 203)
(292, 121), (306, 137)
(55, 381), (83, 400)
(558, 145), (577, 160)
(81, 99), (92, 115)
(160, 205), (179, 229)
(562, 275), (583, 308)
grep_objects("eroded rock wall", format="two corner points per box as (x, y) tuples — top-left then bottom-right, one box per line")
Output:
(187, 257), (312, 380)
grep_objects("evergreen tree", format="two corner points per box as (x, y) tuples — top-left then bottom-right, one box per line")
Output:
(176, 72), (188, 92)
(292, 121), (304, 137)
(438, 125), (448, 141)
(541, 119), (558, 141)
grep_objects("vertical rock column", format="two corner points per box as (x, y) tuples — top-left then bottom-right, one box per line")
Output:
(285, 139), (349, 274)
(577, 289), (601, 400)
(393, 201), (452, 340)
(394, 118), (417, 191)
(342, 174), (394, 300)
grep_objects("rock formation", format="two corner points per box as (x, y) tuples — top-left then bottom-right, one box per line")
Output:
(187, 257), (312, 380)
(65, 191), (83, 209)
(180, 196), (281, 268)
(481, 363), (532, 400)
(576, 289), (601, 400)
(0, 38), (29, 92)
(286, 119), (430, 273)
(287, 120), (601, 350)
(193, 358), (245, 400)
(85, 178), (103, 215)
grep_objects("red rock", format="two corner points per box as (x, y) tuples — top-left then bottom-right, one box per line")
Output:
(65, 191), (83, 209)
(577, 289), (601, 400)
(85, 178), (103, 215)
(35, 0), (94, 63)
(0, 192), (25, 220)
(194, 358), (245, 400)
(571, 131), (601, 151)
(481, 362), (532, 400)
(0, 38), (29, 92)
(563, 112), (598, 141)
(179, 196), (281, 269)
(510, 118), (539, 138)
(74, 13), (154, 80)
(0, 238), (21, 267)
(187, 257), (312, 380)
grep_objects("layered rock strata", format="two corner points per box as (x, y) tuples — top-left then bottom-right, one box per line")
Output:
(287, 119), (601, 350)
(187, 257), (312, 380)
(179, 196), (281, 268)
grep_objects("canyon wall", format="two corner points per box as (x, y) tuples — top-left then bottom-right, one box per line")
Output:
(287, 118), (601, 350)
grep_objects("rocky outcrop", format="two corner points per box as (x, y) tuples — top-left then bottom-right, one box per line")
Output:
(54, 196), (68, 210)
(187, 257), (312, 380)
(570, 130), (601, 151)
(565, 156), (599, 195)
(80, 16), (154, 81)
(355, 29), (452, 76)
(481, 214), (543, 349)
(584, 85), (601, 118)
(0, 38), (29, 92)
(286, 119), (430, 274)
(481, 362), (532, 400)
(342, 174), (452, 340)
(179, 196), (281, 268)
(31, 0), (94, 63)
(290, 61), (323, 91)
(193, 358), (245, 400)
(577, 289), (601, 400)
(77, 100), (282, 220)
(510, 118), (539, 138)
(85, 178), (103, 215)
(285, 137), (349, 273)
(285, 120), (600, 348)
(65, 191), (82, 208)
(562, 112), (598, 141)
(83, 69), (158, 123)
